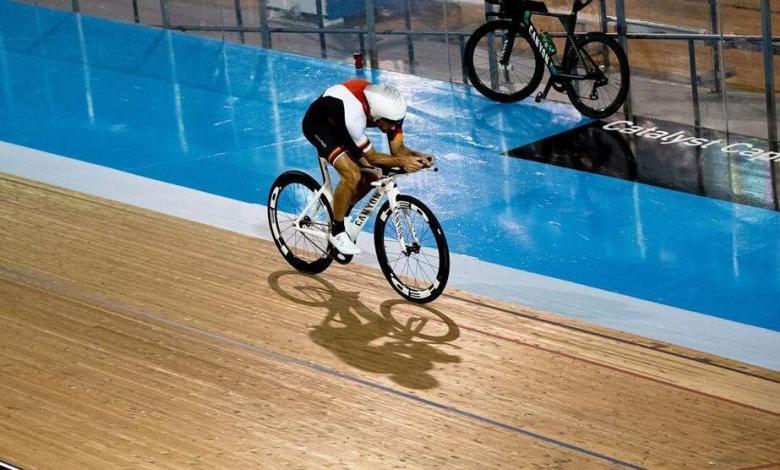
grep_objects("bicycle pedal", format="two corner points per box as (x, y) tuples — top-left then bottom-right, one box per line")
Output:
(535, 92), (544, 103)
(331, 249), (354, 265)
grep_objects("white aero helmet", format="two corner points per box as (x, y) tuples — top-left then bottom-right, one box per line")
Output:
(364, 84), (407, 122)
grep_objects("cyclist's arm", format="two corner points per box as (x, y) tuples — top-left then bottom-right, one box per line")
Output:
(363, 146), (401, 166)
(388, 130), (433, 161)
(364, 146), (426, 173)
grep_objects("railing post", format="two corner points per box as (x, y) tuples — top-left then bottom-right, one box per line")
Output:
(315, 0), (327, 58)
(760, 0), (777, 144)
(234, 0), (246, 43)
(442, 0), (453, 82)
(132, 0), (140, 23)
(159, 0), (170, 28)
(258, 0), (271, 48)
(404, 0), (415, 74)
(483, 1), (498, 89)
(365, 0), (378, 68)
(615, 0), (632, 115)
(771, 141), (779, 211)
(688, 39), (701, 129)
(708, 0), (722, 93)
(459, 34), (468, 84)
(598, 0), (608, 33)
(71, 0), (79, 13)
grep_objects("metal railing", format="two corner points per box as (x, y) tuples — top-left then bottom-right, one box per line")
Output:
(58, 0), (779, 143)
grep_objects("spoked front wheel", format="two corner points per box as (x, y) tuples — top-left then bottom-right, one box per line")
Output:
(464, 20), (545, 103)
(374, 195), (450, 303)
(563, 32), (630, 119)
(267, 170), (333, 274)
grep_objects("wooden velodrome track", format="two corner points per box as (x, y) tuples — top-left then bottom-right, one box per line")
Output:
(1, 173), (779, 469)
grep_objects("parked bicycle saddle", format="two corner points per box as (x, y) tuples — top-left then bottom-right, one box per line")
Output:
(486, 0), (592, 18)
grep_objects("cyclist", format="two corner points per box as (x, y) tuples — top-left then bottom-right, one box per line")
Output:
(302, 79), (432, 255)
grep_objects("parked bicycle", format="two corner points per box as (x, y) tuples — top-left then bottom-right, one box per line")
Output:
(464, 0), (630, 119)
(268, 158), (449, 303)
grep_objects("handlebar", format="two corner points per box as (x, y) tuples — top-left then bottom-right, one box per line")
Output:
(381, 155), (438, 177)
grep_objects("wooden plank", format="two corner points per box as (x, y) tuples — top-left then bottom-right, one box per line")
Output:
(1, 173), (778, 468)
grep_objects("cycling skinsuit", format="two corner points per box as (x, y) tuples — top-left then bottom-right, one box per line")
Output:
(302, 79), (402, 166)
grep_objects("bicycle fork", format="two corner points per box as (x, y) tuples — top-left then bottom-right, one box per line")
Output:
(380, 180), (419, 256)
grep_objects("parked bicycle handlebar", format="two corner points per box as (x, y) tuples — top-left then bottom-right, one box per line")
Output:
(484, 0), (593, 12)
(573, 0), (594, 12)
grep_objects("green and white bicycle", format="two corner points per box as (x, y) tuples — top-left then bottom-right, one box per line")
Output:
(268, 158), (449, 303)
(464, 0), (630, 119)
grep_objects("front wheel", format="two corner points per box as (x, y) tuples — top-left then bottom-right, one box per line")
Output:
(563, 32), (630, 119)
(267, 170), (333, 274)
(374, 195), (450, 303)
(464, 20), (545, 103)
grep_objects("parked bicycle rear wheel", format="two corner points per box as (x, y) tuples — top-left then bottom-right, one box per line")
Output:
(268, 170), (333, 274)
(563, 32), (630, 119)
(464, 20), (544, 103)
(374, 195), (449, 304)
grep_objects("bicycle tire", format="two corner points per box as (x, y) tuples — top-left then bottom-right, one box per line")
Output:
(267, 170), (334, 274)
(464, 20), (545, 103)
(374, 195), (450, 304)
(563, 32), (630, 119)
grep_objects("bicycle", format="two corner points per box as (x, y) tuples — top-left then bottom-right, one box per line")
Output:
(267, 158), (450, 304)
(464, 0), (630, 119)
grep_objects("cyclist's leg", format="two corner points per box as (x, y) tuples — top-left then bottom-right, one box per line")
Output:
(347, 168), (381, 215)
(331, 153), (362, 226)
(301, 97), (364, 254)
(302, 97), (360, 227)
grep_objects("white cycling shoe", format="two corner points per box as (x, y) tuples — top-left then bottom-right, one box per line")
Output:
(329, 231), (361, 255)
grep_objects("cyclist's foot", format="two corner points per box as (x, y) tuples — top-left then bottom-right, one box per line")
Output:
(329, 232), (361, 255)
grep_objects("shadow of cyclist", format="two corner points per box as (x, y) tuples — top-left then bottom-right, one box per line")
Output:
(268, 270), (461, 390)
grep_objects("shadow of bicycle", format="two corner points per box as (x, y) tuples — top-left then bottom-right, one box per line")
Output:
(268, 270), (462, 390)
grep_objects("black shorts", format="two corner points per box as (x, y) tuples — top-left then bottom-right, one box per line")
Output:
(302, 96), (364, 165)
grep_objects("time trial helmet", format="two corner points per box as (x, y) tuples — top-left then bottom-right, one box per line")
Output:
(364, 84), (407, 123)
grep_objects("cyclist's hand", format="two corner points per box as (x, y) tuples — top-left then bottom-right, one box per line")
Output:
(418, 153), (435, 168)
(401, 156), (427, 173)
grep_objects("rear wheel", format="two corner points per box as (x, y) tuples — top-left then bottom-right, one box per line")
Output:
(464, 20), (545, 103)
(374, 195), (449, 303)
(267, 170), (333, 274)
(563, 32), (630, 119)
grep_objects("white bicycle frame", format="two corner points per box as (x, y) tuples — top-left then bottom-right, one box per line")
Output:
(293, 158), (419, 255)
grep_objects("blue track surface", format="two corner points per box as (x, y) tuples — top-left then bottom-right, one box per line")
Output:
(1, 0), (778, 330)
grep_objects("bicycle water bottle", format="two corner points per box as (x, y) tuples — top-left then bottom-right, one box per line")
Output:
(541, 31), (557, 55)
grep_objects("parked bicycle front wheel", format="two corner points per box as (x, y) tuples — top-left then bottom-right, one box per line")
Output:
(374, 195), (450, 303)
(268, 170), (333, 274)
(563, 32), (630, 119)
(464, 20), (544, 103)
